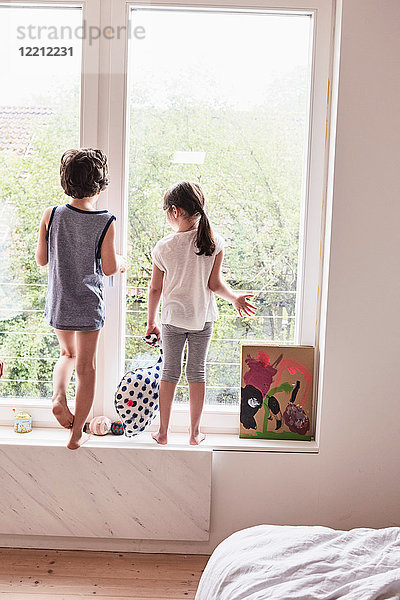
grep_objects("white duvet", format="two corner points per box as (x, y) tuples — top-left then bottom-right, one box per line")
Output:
(195, 525), (400, 600)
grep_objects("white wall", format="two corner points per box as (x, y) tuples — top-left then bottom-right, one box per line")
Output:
(2, 0), (399, 554)
(205, 0), (400, 545)
(205, 0), (400, 546)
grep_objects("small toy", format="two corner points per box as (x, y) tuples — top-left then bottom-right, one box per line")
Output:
(13, 409), (32, 434)
(114, 333), (162, 437)
(111, 421), (124, 435)
(88, 415), (112, 435)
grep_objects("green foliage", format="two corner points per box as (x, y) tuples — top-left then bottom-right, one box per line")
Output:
(126, 71), (306, 403)
(0, 70), (306, 404)
(0, 96), (79, 399)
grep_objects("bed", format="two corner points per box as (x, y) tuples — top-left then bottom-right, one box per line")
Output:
(195, 525), (400, 600)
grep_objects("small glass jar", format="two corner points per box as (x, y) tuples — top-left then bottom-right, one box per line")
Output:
(13, 410), (32, 433)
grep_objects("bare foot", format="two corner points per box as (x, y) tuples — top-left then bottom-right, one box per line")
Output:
(189, 431), (206, 445)
(152, 431), (168, 445)
(67, 429), (90, 450)
(52, 394), (74, 428)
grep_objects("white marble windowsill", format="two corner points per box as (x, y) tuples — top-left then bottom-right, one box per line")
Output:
(0, 426), (319, 453)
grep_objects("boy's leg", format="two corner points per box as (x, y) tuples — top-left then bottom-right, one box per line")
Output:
(53, 329), (76, 428)
(186, 322), (213, 445)
(153, 325), (186, 445)
(67, 329), (101, 450)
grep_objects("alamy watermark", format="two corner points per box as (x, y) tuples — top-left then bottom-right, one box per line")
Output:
(16, 20), (146, 46)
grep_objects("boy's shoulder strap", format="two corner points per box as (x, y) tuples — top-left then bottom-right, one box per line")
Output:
(45, 206), (58, 241)
(96, 213), (116, 259)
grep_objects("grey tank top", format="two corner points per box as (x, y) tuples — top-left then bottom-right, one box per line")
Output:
(44, 204), (116, 331)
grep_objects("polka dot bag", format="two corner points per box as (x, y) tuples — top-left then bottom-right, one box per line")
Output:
(114, 334), (162, 437)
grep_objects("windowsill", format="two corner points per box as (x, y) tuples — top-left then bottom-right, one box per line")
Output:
(0, 426), (319, 453)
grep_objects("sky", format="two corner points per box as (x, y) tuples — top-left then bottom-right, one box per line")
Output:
(129, 8), (312, 108)
(0, 5), (82, 106)
(0, 5), (312, 109)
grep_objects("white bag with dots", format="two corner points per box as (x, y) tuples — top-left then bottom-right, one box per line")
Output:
(114, 334), (162, 437)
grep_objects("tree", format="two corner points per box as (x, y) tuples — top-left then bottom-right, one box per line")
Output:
(0, 68), (307, 404)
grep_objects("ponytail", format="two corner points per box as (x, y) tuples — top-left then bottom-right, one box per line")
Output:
(196, 211), (215, 256)
(163, 181), (216, 256)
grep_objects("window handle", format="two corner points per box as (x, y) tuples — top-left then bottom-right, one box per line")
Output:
(109, 275), (114, 287)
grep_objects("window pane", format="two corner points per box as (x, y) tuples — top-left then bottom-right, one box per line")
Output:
(126, 8), (312, 405)
(0, 5), (82, 400)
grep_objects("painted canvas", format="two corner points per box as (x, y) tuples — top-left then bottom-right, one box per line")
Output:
(240, 344), (314, 441)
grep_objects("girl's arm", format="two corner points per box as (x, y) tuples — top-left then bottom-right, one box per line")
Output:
(35, 207), (53, 267)
(101, 221), (127, 276)
(146, 263), (164, 340)
(208, 250), (257, 317)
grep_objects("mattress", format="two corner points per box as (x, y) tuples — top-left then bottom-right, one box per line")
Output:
(195, 524), (400, 600)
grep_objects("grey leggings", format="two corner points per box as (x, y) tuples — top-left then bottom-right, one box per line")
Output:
(161, 322), (213, 383)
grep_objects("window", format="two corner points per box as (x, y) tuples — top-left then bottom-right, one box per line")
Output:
(0, 0), (333, 433)
(0, 3), (83, 423)
(126, 7), (314, 407)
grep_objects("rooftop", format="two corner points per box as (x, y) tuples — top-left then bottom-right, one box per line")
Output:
(0, 105), (54, 155)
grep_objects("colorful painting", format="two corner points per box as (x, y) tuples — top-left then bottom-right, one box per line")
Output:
(240, 344), (314, 441)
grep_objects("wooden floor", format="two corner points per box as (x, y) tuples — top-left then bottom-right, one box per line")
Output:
(0, 548), (209, 599)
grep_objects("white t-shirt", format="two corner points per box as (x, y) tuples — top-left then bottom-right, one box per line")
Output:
(151, 229), (225, 330)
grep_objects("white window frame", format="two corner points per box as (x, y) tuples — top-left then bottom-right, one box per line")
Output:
(97, 0), (335, 435)
(0, 0), (335, 435)
(0, 0), (101, 426)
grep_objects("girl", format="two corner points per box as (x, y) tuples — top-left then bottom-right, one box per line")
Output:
(36, 148), (126, 450)
(146, 181), (257, 445)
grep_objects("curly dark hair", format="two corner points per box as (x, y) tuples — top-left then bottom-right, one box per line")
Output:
(60, 148), (109, 199)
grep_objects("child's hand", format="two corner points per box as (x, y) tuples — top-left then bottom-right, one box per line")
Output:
(118, 255), (128, 273)
(233, 293), (257, 318)
(146, 323), (161, 341)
